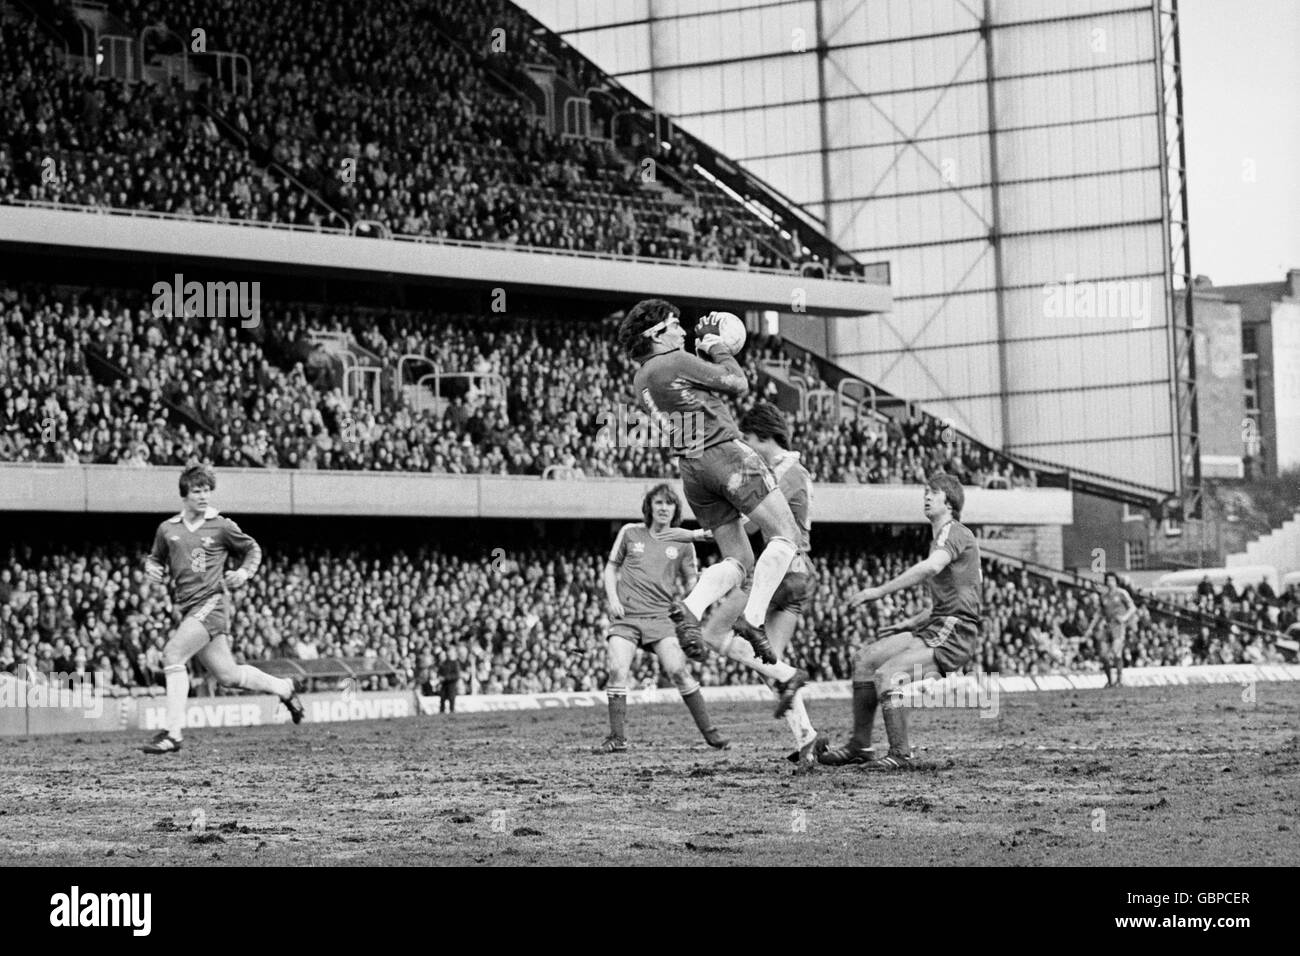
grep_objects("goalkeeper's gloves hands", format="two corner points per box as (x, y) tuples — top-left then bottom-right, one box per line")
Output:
(694, 312), (730, 357)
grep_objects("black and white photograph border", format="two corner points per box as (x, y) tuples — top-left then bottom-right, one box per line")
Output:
(0, 0), (1297, 891)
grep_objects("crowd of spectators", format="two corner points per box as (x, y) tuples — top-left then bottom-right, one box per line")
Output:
(0, 283), (1035, 487)
(3, 533), (1295, 699)
(1156, 574), (1300, 650)
(0, 18), (327, 225)
(1, 0), (800, 269)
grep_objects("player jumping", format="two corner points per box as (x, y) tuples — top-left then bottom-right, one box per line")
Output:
(820, 473), (982, 771)
(595, 484), (730, 753)
(141, 464), (303, 754)
(1084, 572), (1137, 687)
(683, 402), (827, 769)
(616, 299), (809, 710)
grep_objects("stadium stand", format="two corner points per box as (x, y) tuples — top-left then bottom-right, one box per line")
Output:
(0, 282), (1036, 485)
(3, 531), (1295, 698)
(0, 0), (835, 271)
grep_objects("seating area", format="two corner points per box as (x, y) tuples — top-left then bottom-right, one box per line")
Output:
(3, 531), (1295, 698)
(0, 0), (819, 270)
(0, 282), (1037, 486)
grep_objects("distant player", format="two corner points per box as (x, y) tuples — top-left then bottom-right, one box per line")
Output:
(820, 474), (982, 771)
(616, 299), (808, 709)
(595, 484), (730, 753)
(141, 464), (303, 754)
(1084, 572), (1137, 687)
(688, 402), (827, 769)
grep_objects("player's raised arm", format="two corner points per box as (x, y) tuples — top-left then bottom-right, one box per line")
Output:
(679, 346), (749, 398)
(849, 549), (953, 608)
(1119, 586), (1138, 623)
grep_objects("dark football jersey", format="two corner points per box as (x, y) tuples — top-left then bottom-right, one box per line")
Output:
(631, 348), (748, 455)
(1101, 587), (1136, 623)
(147, 508), (262, 615)
(927, 519), (982, 625)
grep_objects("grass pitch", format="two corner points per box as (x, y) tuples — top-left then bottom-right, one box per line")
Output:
(3, 682), (1296, 866)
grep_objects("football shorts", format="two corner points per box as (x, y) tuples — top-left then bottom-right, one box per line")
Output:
(678, 439), (776, 531)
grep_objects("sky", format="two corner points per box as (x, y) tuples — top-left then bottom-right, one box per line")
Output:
(1180, 0), (1300, 285)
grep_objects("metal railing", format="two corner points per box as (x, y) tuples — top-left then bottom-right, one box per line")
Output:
(415, 370), (507, 407)
(205, 49), (251, 97)
(138, 25), (186, 85)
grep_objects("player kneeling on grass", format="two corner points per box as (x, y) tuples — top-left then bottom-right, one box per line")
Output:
(140, 465), (304, 754)
(820, 473), (983, 771)
(595, 484), (729, 753)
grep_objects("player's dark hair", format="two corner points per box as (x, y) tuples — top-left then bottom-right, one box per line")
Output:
(642, 483), (682, 528)
(926, 472), (963, 520)
(618, 298), (678, 360)
(739, 401), (790, 449)
(179, 463), (216, 497)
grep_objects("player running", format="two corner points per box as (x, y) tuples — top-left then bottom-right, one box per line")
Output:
(1084, 572), (1137, 687)
(685, 402), (826, 769)
(616, 299), (808, 706)
(140, 465), (303, 754)
(595, 484), (730, 753)
(820, 473), (982, 771)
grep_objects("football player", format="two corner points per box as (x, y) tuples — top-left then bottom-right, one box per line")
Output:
(616, 299), (809, 712)
(595, 484), (729, 752)
(676, 402), (826, 769)
(140, 464), (303, 754)
(821, 474), (983, 770)
(1084, 572), (1138, 687)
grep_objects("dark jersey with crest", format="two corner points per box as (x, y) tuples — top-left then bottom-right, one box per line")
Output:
(146, 508), (262, 616)
(631, 348), (748, 455)
(927, 519), (982, 625)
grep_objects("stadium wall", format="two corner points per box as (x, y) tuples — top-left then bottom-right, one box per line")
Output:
(520, 0), (1189, 494)
(4, 664), (1296, 736)
(1, 205), (888, 317)
(0, 464), (1072, 525)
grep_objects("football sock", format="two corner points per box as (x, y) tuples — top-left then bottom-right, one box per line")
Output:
(684, 558), (745, 620)
(784, 693), (816, 748)
(743, 537), (797, 627)
(680, 687), (715, 735)
(606, 686), (628, 739)
(233, 665), (293, 698)
(716, 632), (795, 683)
(164, 664), (188, 740)
(880, 689), (910, 755)
(849, 681), (877, 751)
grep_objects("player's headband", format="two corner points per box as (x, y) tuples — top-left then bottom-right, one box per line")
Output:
(641, 314), (679, 338)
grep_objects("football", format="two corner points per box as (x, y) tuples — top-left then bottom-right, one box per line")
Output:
(708, 310), (747, 354)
